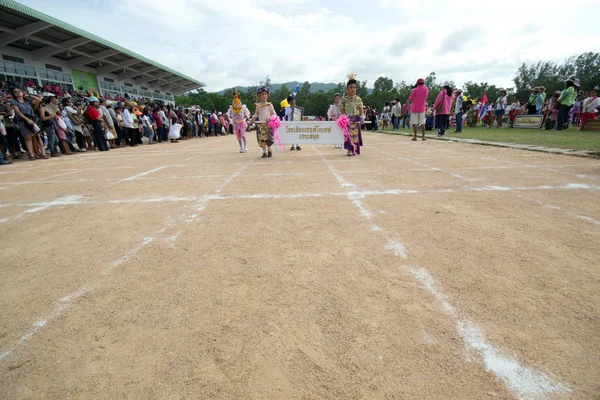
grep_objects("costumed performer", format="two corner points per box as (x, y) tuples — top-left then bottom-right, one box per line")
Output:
(249, 86), (276, 158)
(227, 92), (251, 152)
(339, 73), (364, 156)
(327, 93), (342, 148)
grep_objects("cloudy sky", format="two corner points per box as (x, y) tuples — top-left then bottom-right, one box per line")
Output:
(19, 0), (600, 92)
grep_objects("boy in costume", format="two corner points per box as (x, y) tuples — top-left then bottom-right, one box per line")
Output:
(249, 86), (277, 158)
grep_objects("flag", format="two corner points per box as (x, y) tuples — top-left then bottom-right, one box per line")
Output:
(478, 93), (488, 120)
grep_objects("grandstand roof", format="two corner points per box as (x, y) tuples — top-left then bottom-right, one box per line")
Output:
(0, 0), (204, 95)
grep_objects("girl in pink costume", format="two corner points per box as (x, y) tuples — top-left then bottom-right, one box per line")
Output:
(227, 92), (251, 152)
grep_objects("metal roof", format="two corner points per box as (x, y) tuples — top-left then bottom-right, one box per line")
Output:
(0, 0), (204, 95)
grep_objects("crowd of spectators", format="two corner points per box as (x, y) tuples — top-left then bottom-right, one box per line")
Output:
(358, 77), (599, 135)
(0, 79), (238, 165)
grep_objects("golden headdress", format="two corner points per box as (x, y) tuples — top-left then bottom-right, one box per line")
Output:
(232, 91), (242, 114)
(347, 72), (357, 81)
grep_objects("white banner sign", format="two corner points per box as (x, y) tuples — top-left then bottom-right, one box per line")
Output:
(278, 121), (344, 145)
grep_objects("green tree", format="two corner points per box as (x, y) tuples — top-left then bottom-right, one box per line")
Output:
(357, 80), (369, 98)
(373, 76), (394, 93)
(299, 81), (311, 99)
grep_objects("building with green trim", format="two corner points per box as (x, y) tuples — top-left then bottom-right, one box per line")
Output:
(0, 0), (204, 104)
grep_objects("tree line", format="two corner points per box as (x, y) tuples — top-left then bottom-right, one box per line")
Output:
(175, 52), (599, 117)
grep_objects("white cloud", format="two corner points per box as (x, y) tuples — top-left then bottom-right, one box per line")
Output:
(17, 0), (600, 92)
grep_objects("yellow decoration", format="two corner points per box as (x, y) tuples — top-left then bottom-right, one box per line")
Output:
(280, 98), (289, 110)
(232, 91), (242, 114)
(347, 72), (357, 81)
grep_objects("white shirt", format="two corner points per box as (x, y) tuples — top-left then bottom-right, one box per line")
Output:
(284, 106), (293, 121)
(455, 95), (463, 114)
(495, 96), (507, 111)
(122, 108), (134, 128)
(64, 106), (82, 129)
(327, 103), (341, 120)
(583, 97), (600, 113)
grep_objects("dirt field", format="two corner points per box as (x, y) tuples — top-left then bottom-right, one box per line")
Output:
(1, 131), (599, 399)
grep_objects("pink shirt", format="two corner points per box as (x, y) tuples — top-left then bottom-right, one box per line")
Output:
(433, 90), (453, 115)
(408, 85), (429, 113)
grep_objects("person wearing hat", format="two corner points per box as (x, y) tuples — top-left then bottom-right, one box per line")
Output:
(249, 86), (277, 158)
(408, 78), (429, 140)
(539, 86), (547, 102)
(555, 77), (579, 130)
(527, 88), (541, 115)
(100, 99), (116, 148)
(87, 96), (109, 151)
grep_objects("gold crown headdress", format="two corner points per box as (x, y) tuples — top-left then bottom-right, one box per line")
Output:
(347, 72), (357, 81)
(232, 91), (242, 114)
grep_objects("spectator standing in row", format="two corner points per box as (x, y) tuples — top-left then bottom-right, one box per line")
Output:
(555, 77), (578, 130)
(408, 78), (429, 141)
(86, 97), (109, 151)
(433, 81), (453, 137)
(580, 87), (599, 128)
(122, 102), (136, 146)
(527, 88), (539, 114)
(100, 99), (116, 148)
(390, 99), (400, 130)
(401, 101), (410, 129)
(453, 89), (464, 133)
(490, 90), (507, 128)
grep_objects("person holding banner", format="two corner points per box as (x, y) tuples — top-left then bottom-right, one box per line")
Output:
(327, 93), (342, 148)
(284, 95), (301, 151)
(227, 91), (251, 153)
(249, 86), (276, 158)
(339, 74), (364, 156)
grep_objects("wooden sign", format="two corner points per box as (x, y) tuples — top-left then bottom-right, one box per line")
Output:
(513, 114), (543, 129)
(581, 119), (600, 132)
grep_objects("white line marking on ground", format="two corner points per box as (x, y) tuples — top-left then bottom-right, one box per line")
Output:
(102, 234), (157, 275)
(0, 153), (251, 361)
(384, 240), (408, 258)
(111, 166), (167, 184)
(409, 267), (571, 399)
(313, 142), (571, 398)
(0, 195), (84, 224)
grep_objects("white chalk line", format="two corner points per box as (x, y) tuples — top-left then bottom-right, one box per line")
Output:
(111, 166), (168, 184)
(376, 148), (480, 182)
(0, 195), (85, 224)
(312, 144), (571, 398)
(519, 197), (600, 226)
(0, 155), (254, 363)
(0, 182), (597, 219)
(431, 147), (600, 182)
(409, 267), (571, 399)
(183, 146), (228, 161)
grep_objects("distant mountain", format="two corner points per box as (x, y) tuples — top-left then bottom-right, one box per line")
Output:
(216, 81), (340, 95)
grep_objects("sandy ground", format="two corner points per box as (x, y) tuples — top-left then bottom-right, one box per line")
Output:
(0, 132), (599, 399)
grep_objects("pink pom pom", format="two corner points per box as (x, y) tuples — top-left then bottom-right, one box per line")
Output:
(268, 115), (284, 151)
(337, 114), (350, 128)
(268, 115), (281, 129)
